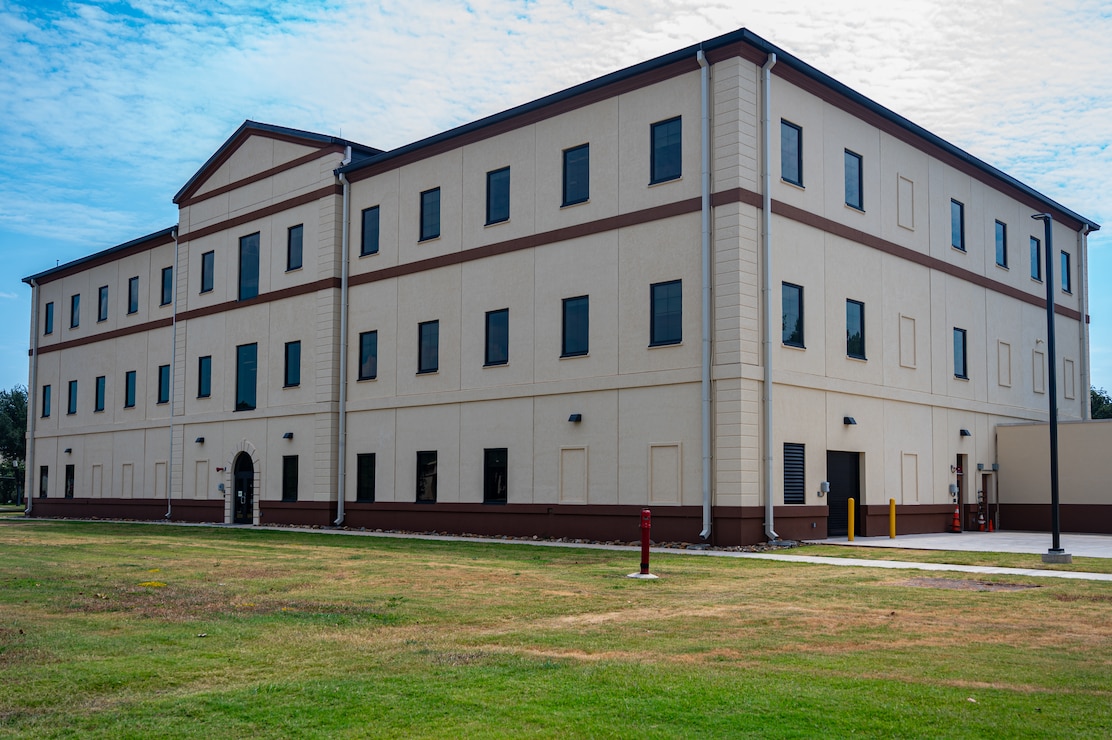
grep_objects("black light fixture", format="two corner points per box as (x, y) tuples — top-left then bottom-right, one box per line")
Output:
(282, 432), (294, 440)
(960, 429), (972, 437)
(843, 416), (856, 425)
(63, 448), (72, 454)
(568, 414), (582, 423)
(195, 437), (205, 444)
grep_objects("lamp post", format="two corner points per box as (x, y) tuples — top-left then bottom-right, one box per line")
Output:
(1032, 213), (1070, 563)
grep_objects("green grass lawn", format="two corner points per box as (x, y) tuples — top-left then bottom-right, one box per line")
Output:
(2, 520), (1110, 738)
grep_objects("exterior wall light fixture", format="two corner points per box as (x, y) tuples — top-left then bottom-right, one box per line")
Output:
(195, 437), (205, 444)
(64, 448), (72, 454)
(843, 416), (856, 425)
(282, 432), (294, 440)
(568, 414), (583, 423)
(959, 429), (972, 437)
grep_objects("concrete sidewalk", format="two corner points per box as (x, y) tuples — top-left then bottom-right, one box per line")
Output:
(5, 516), (1112, 582)
(815, 531), (1112, 559)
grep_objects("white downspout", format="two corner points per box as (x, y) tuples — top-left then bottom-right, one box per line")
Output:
(761, 52), (780, 542)
(697, 49), (713, 541)
(335, 148), (353, 525)
(166, 227), (179, 518)
(25, 279), (39, 514)
(1079, 225), (1091, 419)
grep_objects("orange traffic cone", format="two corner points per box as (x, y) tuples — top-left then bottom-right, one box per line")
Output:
(977, 511), (986, 531)
(951, 505), (961, 533)
(987, 518), (994, 533)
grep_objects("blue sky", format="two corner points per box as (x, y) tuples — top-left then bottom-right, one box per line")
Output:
(1, 0), (1109, 393)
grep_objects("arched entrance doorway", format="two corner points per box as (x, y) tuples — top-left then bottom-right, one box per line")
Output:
(233, 452), (254, 524)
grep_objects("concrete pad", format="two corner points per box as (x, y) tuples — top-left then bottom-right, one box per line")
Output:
(815, 531), (1112, 559)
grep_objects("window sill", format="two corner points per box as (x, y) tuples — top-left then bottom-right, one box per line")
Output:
(126, 310), (138, 316)
(359, 250), (379, 258)
(283, 384), (300, 389)
(197, 395), (211, 399)
(782, 342), (806, 351)
(1031, 277), (1044, 284)
(560, 198), (589, 209)
(954, 375), (969, 381)
(560, 352), (589, 359)
(199, 289), (213, 295)
(648, 340), (682, 349)
(951, 246), (966, 254)
(94, 409), (104, 414)
(847, 354), (868, 362)
(483, 361), (509, 368)
(357, 376), (378, 382)
(780, 178), (804, 190)
(484, 218), (509, 228)
(648, 175), (681, 187)
(1062, 290), (1073, 296)
(416, 369), (439, 376)
(844, 203), (864, 213)
(995, 263), (1009, 271)
(156, 401), (169, 406)
(417, 235), (441, 244)
(97, 318), (107, 324)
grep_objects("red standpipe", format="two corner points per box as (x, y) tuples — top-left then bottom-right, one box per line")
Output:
(640, 509), (652, 575)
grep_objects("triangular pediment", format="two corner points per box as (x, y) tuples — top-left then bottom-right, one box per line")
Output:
(174, 121), (380, 205)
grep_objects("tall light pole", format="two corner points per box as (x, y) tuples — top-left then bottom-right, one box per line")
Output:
(1032, 213), (1070, 563)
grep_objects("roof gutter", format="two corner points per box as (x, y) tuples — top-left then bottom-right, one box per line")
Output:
(335, 148), (353, 526)
(697, 48), (713, 541)
(761, 52), (780, 543)
(24, 279), (39, 514)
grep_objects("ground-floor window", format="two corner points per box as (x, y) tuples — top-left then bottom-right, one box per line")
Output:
(282, 456), (298, 502)
(39, 466), (48, 498)
(356, 453), (375, 502)
(416, 451), (437, 503)
(64, 464), (75, 499)
(484, 448), (508, 504)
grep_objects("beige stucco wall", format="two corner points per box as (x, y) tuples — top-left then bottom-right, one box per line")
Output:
(997, 420), (1112, 505)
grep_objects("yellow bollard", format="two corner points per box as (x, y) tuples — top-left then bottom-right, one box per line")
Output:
(890, 498), (896, 539)
(847, 497), (855, 541)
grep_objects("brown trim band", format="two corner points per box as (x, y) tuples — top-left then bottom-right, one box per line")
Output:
(771, 64), (1087, 232)
(350, 196), (703, 287)
(178, 146), (345, 207)
(177, 184), (342, 244)
(33, 187), (1082, 356)
(176, 129), (336, 203)
(33, 232), (177, 286)
(345, 58), (699, 185)
(33, 280), (342, 356)
(770, 198), (1083, 321)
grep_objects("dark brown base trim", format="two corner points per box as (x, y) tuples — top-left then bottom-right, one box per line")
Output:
(25, 498), (1073, 544)
(997, 503), (1112, 535)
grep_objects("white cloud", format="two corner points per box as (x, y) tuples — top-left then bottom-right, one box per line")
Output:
(0, 0), (1109, 390)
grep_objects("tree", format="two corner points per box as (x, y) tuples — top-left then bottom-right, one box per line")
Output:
(1093, 387), (1112, 420)
(0, 385), (27, 503)
(0, 385), (27, 463)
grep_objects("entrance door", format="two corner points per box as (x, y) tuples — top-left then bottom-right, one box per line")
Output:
(233, 453), (254, 524)
(826, 451), (861, 537)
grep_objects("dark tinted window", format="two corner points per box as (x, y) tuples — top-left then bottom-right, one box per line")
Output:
(287, 224), (303, 271)
(359, 331), (378, 380)
(284, 341), (301, 387)
(650, 117), (682, 184)
(161, 266), (173, 305)
(781, 120), (802, 186)
(236, 343), (257, 410)
(361, 206), (380, 256)
(201, 251), (214, 293)
(157, 364), (170, 404)
(418, 321), (439, 373)
(561, 296), (589, 357)
(950, 200), (965, 250)
(650, 280), (682, 346)
(485, 309), (509, 366)
(124, 371), (136, 408)
(562, 144), (589, 206)
(94, 375), (105, 412)
(995, 221), (1008, 267)
(953, 328), (967, 379)
(128, 277), (139, 313)
(44, 302), (54, 334)
(198, 356), (212, 398)
(782, 283), (804, 347)
(356, 453), (376, 502)
(486, 167), (510, 225)
(416, 451), (437, 503)
(239, 232), (260, 300)
(420, 188), (440, 241)
(484, 448), (508, 504)
(98, 286), (109, 322)
(844, 150), (862, 210)
(846, 300), (865, 359)
(282, 456), (298, 502)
